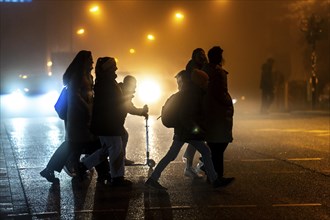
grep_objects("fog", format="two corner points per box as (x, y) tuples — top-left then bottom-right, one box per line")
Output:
(1, 1), (329, 115)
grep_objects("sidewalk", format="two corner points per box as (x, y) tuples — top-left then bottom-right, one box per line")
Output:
(0, 123), (29, 219)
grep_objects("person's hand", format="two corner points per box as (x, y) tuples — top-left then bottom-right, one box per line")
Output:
(143, 104), (149, 113)
(142, 104), (149, 118)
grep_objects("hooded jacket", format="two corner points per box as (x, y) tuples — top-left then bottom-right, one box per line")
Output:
(90, 70), (126, 136)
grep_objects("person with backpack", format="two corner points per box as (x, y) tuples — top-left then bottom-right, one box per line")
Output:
(40, 50), (109, 183)
(145, 69), (227, 190)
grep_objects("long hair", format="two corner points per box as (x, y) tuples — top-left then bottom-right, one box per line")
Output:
(62, 50), (92, 86)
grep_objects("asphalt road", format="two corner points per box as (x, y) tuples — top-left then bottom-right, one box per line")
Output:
(0, 112), (329, 219)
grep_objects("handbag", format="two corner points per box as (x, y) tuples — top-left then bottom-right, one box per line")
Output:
(54, 87), (68, 120)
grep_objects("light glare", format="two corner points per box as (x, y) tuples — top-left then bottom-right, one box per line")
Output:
(147, 34), (155, 41)
(77, 28), (85, 35)
(137, 80), (161, 104)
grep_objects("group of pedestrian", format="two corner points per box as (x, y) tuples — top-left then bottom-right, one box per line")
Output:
(40, 51), (148, 186)
(145, 46), (235, 190)
(41, 46), (235, 190)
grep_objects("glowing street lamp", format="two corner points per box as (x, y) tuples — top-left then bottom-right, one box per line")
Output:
(76, 28), (85, 35)
(89, 5), (99, 13)
(147, 34), (155, 41)
(129, 48), (136, 54)
(175, 12), (184, 20)
(300, 14), (324, 109)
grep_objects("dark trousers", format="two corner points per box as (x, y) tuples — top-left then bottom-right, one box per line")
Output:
(46, 139), (109, 176)
(207, 142), (228, 177)
(261, 90), (274, 113)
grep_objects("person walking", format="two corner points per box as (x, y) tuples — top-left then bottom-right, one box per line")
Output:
(260, 58), (275, 114)
(78, 57), (132, 187)
(119, 75), (149, 165)
(145, 69), (227, 190)
(40, 50), (109, 183)
(182, 48), (208, 179)
(201, 46), (235, 185)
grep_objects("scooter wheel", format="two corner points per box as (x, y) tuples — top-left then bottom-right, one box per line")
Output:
(147, 159), (156, 167)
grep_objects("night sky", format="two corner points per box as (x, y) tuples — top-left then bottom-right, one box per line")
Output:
(1, 1), (329, 108)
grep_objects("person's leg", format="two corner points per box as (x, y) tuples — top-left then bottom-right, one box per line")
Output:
(207, 142), (228, 177)
(189, 140), (218, 183)
(121, 129), (128, 158)
(82, 143), (109, 170)
(145, 139), (184, 190)
(104, 136), (124, 178)
(40, 141), (70, 182)
(183, 144), (196, 169)
(45, 141), (70, 172)
(183, 144), (201, 178)
(261, 91), (267, 113)
(82, 138), (110, 182)
(149, 139), (184, 181)
(121, 129), (134, 165)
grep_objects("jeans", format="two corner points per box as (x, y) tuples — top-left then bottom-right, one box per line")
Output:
(150, 139), (218, 182)
(83, 136), (124, 178)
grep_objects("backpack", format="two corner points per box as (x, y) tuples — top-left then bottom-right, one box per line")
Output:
(54, 87), (68, 120)
(161, 91), (183, 128)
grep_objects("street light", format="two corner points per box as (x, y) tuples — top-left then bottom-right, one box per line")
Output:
(147, 34), (155, 41)
(76, 28), (85, 35)
(300, 13), (324, 109)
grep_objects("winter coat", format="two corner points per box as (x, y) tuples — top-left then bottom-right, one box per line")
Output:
(66, 73), (95, 143)
(174, 82), (206, 142)
(202, 63), (234, 143)
(90, 73), (126, 136)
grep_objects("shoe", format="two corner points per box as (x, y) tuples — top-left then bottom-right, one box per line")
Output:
(97, 173), (111, 184)
(184, 168), (203, 179)
(63, 165), (76, 177)
(124, 158), (135, 166)
(145, 178), (167, 190)
(40, 168), (59, 183)
(213, 177), (235, 188)
(110, 177), (132, 187)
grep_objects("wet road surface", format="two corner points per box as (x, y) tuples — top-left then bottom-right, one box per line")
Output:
(0, 113), (329, 219)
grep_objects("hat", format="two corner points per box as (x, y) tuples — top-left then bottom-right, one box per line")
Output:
(101, 57), (116, 71)
(191, 69), (209, 89)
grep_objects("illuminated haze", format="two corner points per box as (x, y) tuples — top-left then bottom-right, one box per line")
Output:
(1, 1), (329, 115)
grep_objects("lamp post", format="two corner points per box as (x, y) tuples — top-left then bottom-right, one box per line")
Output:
(300, 13), (324, 109)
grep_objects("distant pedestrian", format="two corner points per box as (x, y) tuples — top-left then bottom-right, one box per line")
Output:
(260, 58), (275, 114)
(119, 75), (149, 165)
(145, 69), (227, 190)
(201, 46), (234, 185)
(78, 57), (132, 187)
(40, 50), (109, 183)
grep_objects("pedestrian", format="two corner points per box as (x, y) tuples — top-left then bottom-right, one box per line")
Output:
(119, 75), (149, 165)
(78, 57), (132, 187)
(40, 50), (109, 183)
(201, 46), (235, 185)
(260, 58), (275, 114)
(182, 48), (208, 179)
(145, 69), (227, 190)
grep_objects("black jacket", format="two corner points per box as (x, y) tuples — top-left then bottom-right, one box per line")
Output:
(91, 73), (126, 136)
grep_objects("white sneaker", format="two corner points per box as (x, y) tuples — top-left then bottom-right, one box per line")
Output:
(184, 168), (203, 179)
